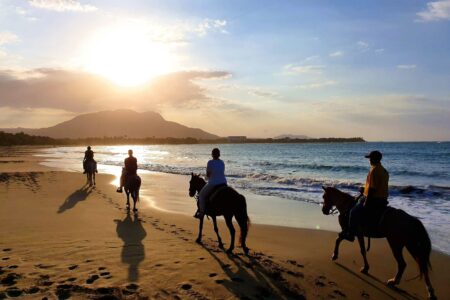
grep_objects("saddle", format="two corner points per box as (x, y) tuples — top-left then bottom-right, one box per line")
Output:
(204, 184), (228, 215)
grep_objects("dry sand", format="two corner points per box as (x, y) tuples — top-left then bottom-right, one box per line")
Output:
(0, 147), (449, 299)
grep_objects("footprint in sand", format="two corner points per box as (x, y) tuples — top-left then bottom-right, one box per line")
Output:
(198, 257), (205, 260)
(208, 273), (217, 277)
(86, 274), (99, 284)
(2, 257), (9, 261)
(8, 265), (18, 269)
(215, 279), (224, 284)
(66, 277), (77, 282)
(100, 272), (110, 276)
(2, 248), (12, 252)
(98, 267), (106, 271)
(361, 291), (369, 298)
(5, 287), (23, 298)
(180, 283), (192, 290)
(1, 273), (20, 286)
(126, 283), (139, 291)
(333, 290), (346, 297)
(315, 280), (325, 287)
(25, 286), (40, 294)
(68, 265), (78, 270)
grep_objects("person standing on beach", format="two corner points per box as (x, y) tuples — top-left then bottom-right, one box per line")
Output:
(83, 146), (98, 174)
(344, 150), (389, 241)
(116, 149), (138, 193)
(195, 148), (227, 218)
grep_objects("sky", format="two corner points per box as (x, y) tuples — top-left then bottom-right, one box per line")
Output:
(0, 0), (449, 141)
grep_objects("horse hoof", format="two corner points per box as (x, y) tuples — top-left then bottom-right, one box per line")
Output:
(218, 243), (224, 249)
(386, 278), (398, 286)
(243, 247), (250, 255)
(226, 248), (234, 254)
(195, 238), (202, 244)
(360, 267), (369, 274)
(331, 254), (338, 261)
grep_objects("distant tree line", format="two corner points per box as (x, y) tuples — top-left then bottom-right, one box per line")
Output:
(0, 131), (365, 146)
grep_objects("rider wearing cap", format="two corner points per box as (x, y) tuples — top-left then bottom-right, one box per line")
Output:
(116, 149), (138, 193)
(344, 150), (389, 241)
(83, 146), (98, 174)
(195, 148), (227, 218)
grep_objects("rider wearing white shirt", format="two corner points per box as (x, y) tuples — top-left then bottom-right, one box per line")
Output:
(196, 148), (227, 218)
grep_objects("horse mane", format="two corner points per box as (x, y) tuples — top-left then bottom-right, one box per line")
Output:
(327, 186), (355, 202)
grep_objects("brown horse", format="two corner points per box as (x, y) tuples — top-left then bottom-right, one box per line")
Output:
(321, 186), (437, 300)
(85, 160), (96, 187)
(122, 168), (141, 212)
(189, 173), (250, 254)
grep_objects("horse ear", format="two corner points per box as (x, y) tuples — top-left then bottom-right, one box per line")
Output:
(322, 186), (327, 191)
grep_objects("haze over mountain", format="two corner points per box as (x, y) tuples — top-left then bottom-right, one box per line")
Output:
(1, 110), (219, 139)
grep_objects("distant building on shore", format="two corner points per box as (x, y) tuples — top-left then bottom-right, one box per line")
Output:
(227, 136), (247, 142)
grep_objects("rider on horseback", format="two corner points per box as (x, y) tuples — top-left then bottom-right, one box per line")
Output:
(344, 150), (389, 241)
(194, 148), (227, 219)
(83, 146), (98, 174)
(116, 149), (138, 193)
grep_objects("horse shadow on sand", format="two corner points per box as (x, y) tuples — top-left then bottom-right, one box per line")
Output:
(58, 184), (93, 213)
(115, 212), (147, 282)
(334, 262), (421, 300)
(201, 244), (305, 299)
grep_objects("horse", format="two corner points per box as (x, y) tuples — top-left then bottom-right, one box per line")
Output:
(188, 173), (250, 254)
(321, 186), (436, 300)
(85, 160), (96, 187)
(123, 169), (141, 212)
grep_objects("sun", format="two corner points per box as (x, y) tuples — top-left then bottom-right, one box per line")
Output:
(81, 24), (177, 87)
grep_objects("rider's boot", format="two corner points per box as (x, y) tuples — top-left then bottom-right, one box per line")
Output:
(193, 210), (203, 219)
(340, 230), (355, 242)
(116, 187), (123, 193)
(83, 169), (86, 174)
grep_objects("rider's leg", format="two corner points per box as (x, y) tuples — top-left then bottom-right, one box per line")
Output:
(83, 160), (86, 174)
(196, 183), (215, 217)
(116, 169), (126, 193)
(346, 201), (364, 241)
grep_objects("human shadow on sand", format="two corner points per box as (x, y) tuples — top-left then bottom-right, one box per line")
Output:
(115, 212), (147, 282)
(201, 244), (305, 299)
(58, 184), (93, 213)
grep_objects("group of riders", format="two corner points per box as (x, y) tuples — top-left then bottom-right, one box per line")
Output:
(83, 146), (389, 239)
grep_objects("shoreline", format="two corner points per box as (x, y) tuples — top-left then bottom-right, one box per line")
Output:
(1, 147), (449, 299)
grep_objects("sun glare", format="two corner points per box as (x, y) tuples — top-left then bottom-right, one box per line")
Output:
(82, 24), (177, 87)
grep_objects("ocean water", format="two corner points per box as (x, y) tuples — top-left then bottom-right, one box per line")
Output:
(37, 142), (450, 254)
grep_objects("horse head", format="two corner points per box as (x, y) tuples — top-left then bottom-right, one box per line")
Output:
(189, 173), (205, 197)
(321, 186), (335, 215)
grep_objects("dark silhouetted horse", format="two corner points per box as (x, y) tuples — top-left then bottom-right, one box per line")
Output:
(189, 173), (250, 254)
(85, 160), (96, 187)
(122, 168), (141, 212)
(321, 186), (436, 300)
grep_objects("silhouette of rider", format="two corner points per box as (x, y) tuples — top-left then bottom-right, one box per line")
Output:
(344, 150), (389, 241)
(83, 146), (98, 174)
(117, 149), (138, 193)
(195, 148), (227, 218)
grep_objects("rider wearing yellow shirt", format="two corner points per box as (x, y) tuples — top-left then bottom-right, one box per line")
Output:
(344, 150), (389, 241)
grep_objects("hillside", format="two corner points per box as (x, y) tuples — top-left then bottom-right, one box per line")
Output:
(1, 110), (219, 139)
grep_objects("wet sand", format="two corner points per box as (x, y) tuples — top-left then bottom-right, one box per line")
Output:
(0, 147), (449, 299)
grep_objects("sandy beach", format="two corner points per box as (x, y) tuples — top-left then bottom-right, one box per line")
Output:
(0, 147), (449, 299)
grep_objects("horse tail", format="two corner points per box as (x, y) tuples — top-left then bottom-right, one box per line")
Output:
(406, 216), (432, 278)
(238, 194), (250, 246)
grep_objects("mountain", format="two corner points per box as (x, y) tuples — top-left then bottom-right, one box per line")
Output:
(1, 110), (219, 139)
(274, 134), (310, 139)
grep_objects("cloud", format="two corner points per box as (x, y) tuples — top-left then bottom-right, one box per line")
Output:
(284, 64), (324, 74)
(28, 0), (98, 12)
(416, 0), (450, 22)
(357, 41), (370, 52)
(0, 68), (231, 113)
(297, 80), (337, 89)
(397, 64), (417, 69)
(248, 88), (279, 98)
(374, 48), (385, 54)
(0, 32), (20, 46)
(329, 51), (343, 57)
(195, 19), (228, 37)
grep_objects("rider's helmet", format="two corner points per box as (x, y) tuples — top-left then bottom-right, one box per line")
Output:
(212, 148), (220, 159)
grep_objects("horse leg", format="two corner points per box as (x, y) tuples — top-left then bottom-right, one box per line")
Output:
(224, 215), (235, 253)
(236, 214), (249, 255)
(196, 215), (204, 244)
(93, 172), (96, 186)
(386, 238), (406, 286)
(212, 216), (224, 249)
(424, 270), (437, 300)
(126, 192), (130, 210)
(132, 192), (137, 211)
(332, 235), (344, 260)
(358, 235), (369, 274)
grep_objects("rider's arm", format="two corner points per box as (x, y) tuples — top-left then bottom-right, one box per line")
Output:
(206, 161), (211, 179)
